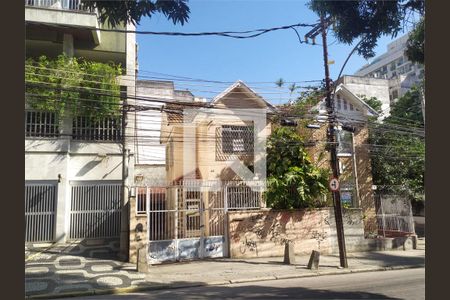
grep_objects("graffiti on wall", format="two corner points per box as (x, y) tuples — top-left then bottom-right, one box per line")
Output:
(229, 208), (366, 258)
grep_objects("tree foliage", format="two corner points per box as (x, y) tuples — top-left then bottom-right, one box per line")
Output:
(406, 17), (425, 64)
(368, 85), (425, 201)
(359, 95), (383, 114)
(82, 0), (190, 27)
(25, 55), (122, 119)
(265, 127), (329, 209)
(308, 0), (425, 59)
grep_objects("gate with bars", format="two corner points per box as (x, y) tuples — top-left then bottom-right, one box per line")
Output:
(375, 193), (415, 237)
(68, 181), (122, 240)
(135, 181), (263, 264)
(25, 181), (57, 243)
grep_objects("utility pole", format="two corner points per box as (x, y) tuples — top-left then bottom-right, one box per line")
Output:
(119, 88), (130, 262)
(306, 14), (348, 268)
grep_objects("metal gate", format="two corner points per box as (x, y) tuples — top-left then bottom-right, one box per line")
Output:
(69, 181), (122, 240)
(376, 193), (415, 237)
(137, 181), (263, 264)
(25, 181), (57, 243)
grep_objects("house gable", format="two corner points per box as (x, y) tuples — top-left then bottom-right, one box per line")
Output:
(211, 80), (276, 111)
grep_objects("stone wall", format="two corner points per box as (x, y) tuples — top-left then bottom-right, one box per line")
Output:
(228, 208), (366, 259)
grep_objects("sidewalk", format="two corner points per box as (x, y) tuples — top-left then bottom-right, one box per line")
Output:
(25, 238), (425, 299)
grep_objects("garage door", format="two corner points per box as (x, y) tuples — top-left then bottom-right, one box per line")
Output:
(25, 181), (57, 243)
(69, 181), (122, 240)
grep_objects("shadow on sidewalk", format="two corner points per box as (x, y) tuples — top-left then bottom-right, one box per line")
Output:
(27, 271), (402, 300)
(50, 280), (402, 300)
(348, 250), (425, 267)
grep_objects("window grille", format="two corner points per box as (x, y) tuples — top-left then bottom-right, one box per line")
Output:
(72, 116), (122, 141)
(25, 110), (59, 138)
(221, 125), (254, 155)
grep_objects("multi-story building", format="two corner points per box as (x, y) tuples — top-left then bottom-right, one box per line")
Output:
(354, 34), (424, 103)
(25, 0), (136, 258)
(129, 81), (275, 263)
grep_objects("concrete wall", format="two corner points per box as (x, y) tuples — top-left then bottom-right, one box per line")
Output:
(228, 208), (366, 258)
(134, 165), (166, 186)
(128, 195), (148, 264)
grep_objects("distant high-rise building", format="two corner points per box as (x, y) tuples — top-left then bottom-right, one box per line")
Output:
(354, 34), (424, 103)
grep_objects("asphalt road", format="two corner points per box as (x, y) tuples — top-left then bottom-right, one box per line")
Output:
(61, 268), (425, 300)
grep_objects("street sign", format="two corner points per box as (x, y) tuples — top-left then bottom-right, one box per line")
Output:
(329, 178), (340, 192)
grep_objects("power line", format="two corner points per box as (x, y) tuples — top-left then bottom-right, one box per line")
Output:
(49, 21), (320, 39)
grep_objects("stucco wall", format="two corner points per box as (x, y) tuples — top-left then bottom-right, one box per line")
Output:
(228, 208), (366, 258)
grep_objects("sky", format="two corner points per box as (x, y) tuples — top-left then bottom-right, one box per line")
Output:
(136, 0), (412, 104)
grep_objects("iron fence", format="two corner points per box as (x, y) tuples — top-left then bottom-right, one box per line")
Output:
(134, 180), (264, 243)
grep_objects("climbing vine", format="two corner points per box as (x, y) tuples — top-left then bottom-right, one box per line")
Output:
(25, 55), (122, 119)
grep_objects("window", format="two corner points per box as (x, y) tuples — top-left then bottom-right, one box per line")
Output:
(343, 99), (348, 110)
(25, 110), (59, 138)
(336, 95), (342, 110)
(349, 103), (354, 111)
(392, 90), (399, 100)
(72, 116), (122, 141)
(221, 125), (254, 155)
(336, 129), (353, 156)
(390, 62), (396, 71)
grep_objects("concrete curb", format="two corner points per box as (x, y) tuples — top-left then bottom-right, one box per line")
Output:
(25, 264), (425, 299)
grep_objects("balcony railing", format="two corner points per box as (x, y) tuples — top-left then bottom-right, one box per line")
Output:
(25, 0), (94, 13)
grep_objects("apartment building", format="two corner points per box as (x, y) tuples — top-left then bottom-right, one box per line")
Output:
(25, 0), (137, 256)
(354, 34), (424, 102)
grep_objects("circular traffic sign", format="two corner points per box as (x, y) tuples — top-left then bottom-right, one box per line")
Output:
(329, 178), (340, 192)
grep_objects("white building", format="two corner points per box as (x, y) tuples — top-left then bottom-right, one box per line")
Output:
(25, 0), (136, 254)
(133, 80), (196, 186)
(335, 75), (390, 119)
(354, 34), (424, 102)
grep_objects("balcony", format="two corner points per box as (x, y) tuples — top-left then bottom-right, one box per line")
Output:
(25, 0), (100, 45)
(25, 0), (93, 12)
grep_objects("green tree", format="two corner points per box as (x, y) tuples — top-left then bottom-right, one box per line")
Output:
(82, 0), (190, 27)
(359, 96), (383, 114)
(308, 0), (424, 59)
(25, 55), (122, 119)
(265, 127), (329, 209)
(406, 18), (425, 65)
(368, 85), (425, 201)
